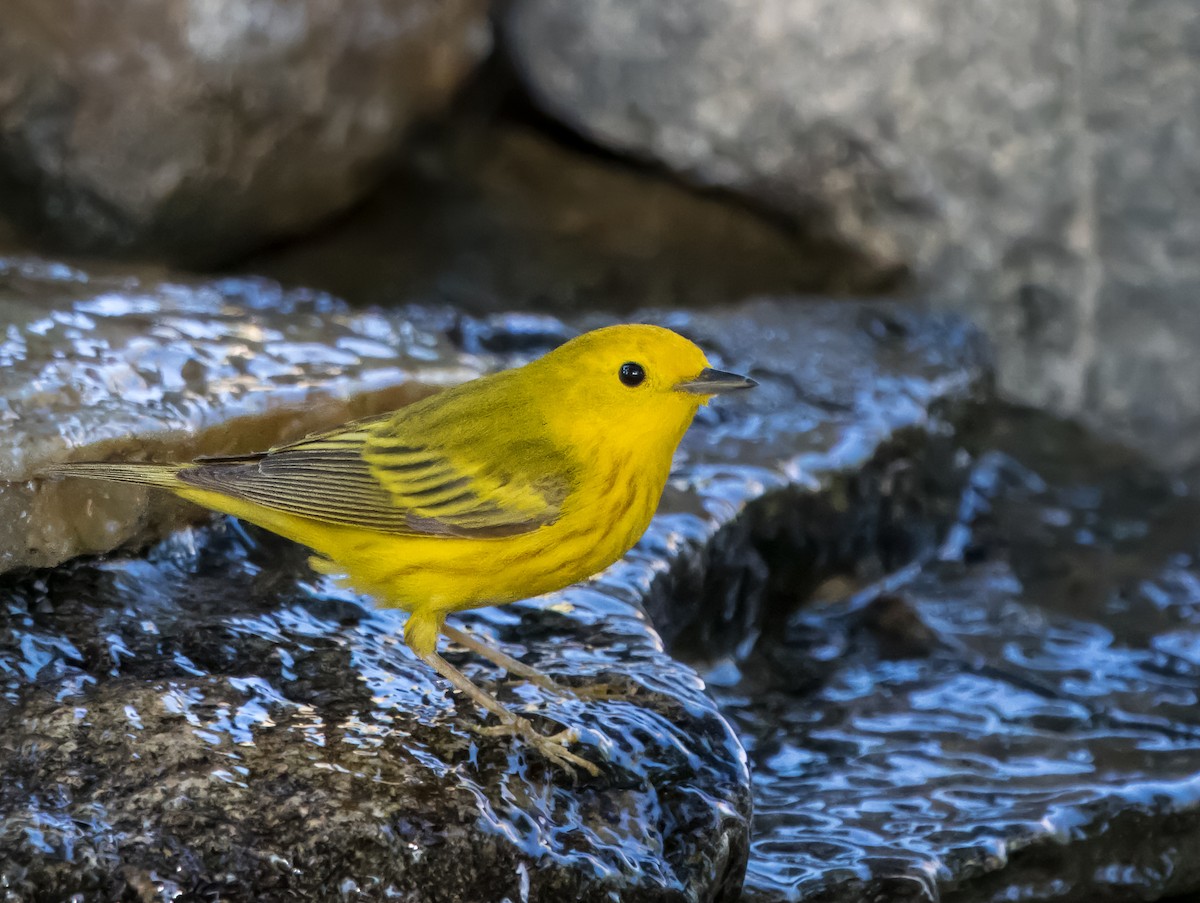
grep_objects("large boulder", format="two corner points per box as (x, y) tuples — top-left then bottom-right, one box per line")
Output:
(503, 0), (1080, 346)
(0, 0), (490, 264)
(0, 526), (753, 903)
(0, 257), (990, 900)
(502, 0), (1200, 478)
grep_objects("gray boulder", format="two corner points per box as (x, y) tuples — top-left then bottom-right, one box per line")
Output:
(503, 0), (1200, 477)
(0, 0), (490, 263)
(503, 0), (1079, 324)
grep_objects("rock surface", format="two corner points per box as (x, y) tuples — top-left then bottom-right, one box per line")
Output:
(717, 406), (1200, 901)
(1087, 1), (1200, 476)
(15, 257), (1198, 901)
(0, 257), (487, 572)
(0, 525), (752, 903)
(0, 0), (490, 264)
(503, 0), (1200, 478)
(0, 261), (990, 901)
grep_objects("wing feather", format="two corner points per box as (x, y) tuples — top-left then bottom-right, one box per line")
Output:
(177, 406), (573, 539)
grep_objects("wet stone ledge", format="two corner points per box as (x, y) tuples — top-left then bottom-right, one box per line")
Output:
(0, 260), (989, 901)
(725, 407), (1200, 902)
(0, 257), (499, 573)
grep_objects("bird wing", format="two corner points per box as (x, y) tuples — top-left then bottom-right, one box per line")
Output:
(179, 410), (572, 539)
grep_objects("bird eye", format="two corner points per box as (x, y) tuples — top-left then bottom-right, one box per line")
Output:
(619, 362), (646, 387)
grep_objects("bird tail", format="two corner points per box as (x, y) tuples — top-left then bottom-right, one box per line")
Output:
(40, 461), (184, 489)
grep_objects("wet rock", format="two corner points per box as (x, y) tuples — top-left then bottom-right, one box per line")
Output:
(503, 0), (1200, 479)
(720, 405), (1200, 901)
(618, 301), (988, 662)
(0, 0), (490, 264)
(853, 592), (941, 660)
(240, 123), (890, 316)
(0, 257), (488, 573)
(0, 526), (751, 902)
(0, 263), (990, 900)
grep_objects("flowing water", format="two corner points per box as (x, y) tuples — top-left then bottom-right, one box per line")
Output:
(714, 405), (1200, 901)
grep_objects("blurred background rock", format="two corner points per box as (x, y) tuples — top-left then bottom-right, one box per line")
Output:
(3, 1), (1196, 485)
(0, 0), (490, 263)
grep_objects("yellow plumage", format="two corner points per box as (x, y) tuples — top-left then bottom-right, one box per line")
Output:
(46, 324), (755, 774)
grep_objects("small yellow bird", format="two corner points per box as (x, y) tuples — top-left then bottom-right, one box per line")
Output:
(45, 324), (754, 775)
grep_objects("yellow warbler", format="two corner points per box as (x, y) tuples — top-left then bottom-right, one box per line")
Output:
(45, 324), (755, 775)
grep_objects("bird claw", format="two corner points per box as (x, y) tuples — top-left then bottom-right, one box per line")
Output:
(471, 717), (600, 777)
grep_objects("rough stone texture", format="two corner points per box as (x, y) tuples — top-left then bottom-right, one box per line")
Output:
(0, 259), (991, 901)
(240, 123), (891, 316)
(0, 527), (752, 903)
(1088, 3), (1200, 475)
(502, 0), (1200, 477)
(0, 0), (490, 264)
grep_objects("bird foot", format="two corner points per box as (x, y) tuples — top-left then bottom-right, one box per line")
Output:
(472, 717), (601, 777)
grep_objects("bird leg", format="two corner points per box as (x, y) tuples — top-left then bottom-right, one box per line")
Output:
(415, 645), (600, 777)
(441, 623), (570, 694)
(441, 623), (630, 703)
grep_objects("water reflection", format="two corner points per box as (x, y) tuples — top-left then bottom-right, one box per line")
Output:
(722, 405), (1200, 901)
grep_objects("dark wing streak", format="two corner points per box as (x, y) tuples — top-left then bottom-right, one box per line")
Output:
(403, 514), (539, 539)
(192, 450), (268, 465)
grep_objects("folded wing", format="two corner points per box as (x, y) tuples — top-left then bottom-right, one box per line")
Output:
(179, 411), (571, 539)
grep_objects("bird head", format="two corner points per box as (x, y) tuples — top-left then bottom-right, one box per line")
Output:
(530, 324), (755, 457)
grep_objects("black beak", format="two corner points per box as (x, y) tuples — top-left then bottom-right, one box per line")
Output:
(676, 367), (757, 394)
